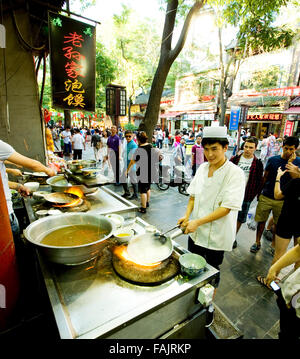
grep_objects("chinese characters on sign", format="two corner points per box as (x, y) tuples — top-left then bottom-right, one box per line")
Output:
(267, 87), (300, 97)
(229, 106), (240, 131)
(239, 105), (249, 124)
(247, 114), (283, 121)
(284, 120), (294, 136)
(48, 12), (95, 111)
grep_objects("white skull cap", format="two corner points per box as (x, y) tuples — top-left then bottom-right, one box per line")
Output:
(203, 126), (228, 138)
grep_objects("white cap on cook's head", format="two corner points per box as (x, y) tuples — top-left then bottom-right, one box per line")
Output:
(203, 126), (228, 138)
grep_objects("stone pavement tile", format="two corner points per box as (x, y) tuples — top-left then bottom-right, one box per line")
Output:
(214, 287), (253, 322)
(216, 271), (247, 297)
(263, 334), (274, 339)
(234, 278), (271, 302)
(234, 312), (270, 339)
(242, 296), (279, 332)
(265, 320), (280, 339)
(230, 260), (266, 278)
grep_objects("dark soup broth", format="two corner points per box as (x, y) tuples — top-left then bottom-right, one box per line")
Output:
(41, 224), (108, 247)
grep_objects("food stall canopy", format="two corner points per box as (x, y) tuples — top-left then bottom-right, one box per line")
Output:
(48, 12), (96, 112)
(160, 112), (183, 118)
(283, 107), (300, 115)
(289, 97), (300, 106)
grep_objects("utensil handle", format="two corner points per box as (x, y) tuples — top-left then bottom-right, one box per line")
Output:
(161, 224), (179, 236)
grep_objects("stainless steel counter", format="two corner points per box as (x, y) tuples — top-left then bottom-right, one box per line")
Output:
(23, 186), (219, 339)
(36, 217), (218, 339)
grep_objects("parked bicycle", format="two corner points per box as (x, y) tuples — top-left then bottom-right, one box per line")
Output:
(157, 164), (191, 196)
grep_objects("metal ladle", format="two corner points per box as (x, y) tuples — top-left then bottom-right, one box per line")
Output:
(154, 225), (185, 244)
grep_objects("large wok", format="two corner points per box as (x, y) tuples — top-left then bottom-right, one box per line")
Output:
(24, 213), (115, 265)
(34, 191), (81, 205)
(126, 225), (184, 265)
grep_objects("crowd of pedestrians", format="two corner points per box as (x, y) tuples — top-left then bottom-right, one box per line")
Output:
(3, 121), (300, 338)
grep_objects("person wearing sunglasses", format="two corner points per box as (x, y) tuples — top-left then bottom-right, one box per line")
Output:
(121, 130), (138, 200)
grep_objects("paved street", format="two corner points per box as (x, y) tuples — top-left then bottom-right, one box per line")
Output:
(80, 143), (293, 339)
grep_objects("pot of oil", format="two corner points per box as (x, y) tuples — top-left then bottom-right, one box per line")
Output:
(24, 213), (115, 265)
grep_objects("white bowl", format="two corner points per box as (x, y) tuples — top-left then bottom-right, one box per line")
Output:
(105, 214), (124, 228)
(114, 228), (134, 243)
(24, 182), (40, 192)
(35, 210), (49, 218)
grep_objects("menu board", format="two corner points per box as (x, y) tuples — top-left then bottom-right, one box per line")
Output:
(48, 12), (96, 111)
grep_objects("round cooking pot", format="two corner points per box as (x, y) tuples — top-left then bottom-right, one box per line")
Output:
(67, 160), (87, 174)
(46, 175), (72, 192)
(24, 213), (115, 265)
(67, 160), (97, 174)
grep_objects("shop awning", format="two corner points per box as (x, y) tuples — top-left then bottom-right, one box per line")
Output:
(160, 112), (183, 118)
(289, 97), (300, 106)
(283, 107), (300, 114)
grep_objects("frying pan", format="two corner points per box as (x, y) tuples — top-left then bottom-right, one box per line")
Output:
(34, 191), (81, 205)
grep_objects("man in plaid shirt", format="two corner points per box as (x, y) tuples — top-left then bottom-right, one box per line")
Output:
(230, 137), (264, 248)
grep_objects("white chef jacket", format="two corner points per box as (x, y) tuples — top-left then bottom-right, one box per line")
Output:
(0, 140), (15, 215)
(187, 159), (245, 251)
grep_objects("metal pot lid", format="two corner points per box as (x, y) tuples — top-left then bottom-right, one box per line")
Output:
(126, 233), (173, 265)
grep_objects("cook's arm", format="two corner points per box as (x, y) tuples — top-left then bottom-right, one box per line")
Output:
(6, 168), (22, 176)
(8, 181), (31, 196)
(7, 152), (56, 177)
(178, 196), (195, 227)
(4, 160), (22, 168)
(184, 207), (230, 234)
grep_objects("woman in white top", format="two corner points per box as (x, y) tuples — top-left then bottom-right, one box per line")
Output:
(72, 128), (85, 160)
(101, 130), (109, 158)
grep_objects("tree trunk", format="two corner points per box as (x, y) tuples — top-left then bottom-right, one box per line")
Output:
(139, 0), (205, 139)
(139, 55), (173, 136)
(64, 109), (71, 128)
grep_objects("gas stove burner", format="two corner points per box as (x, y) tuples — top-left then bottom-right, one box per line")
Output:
(112, 245), (180, 286)
(53, 198), (91, 212)
(53, 197), (84, 208)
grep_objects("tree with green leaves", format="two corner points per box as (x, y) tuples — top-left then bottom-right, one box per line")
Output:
(95, 42), (117, 115)
(111, 5), (162, 122)
(211, 0), (296, 125)
(139, 0), (297, 137)
(139, 0), (206, 137)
